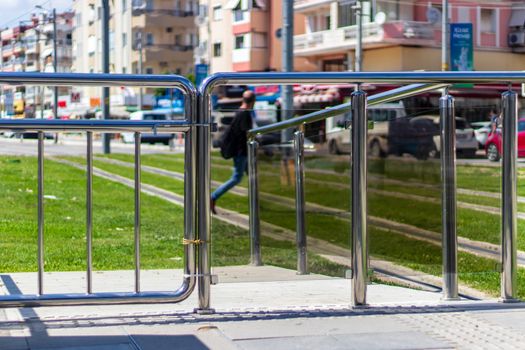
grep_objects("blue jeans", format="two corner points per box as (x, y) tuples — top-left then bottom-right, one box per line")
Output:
(211, 155), (247, 201)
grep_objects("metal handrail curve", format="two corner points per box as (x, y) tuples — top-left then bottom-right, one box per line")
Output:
(0, 73), (198, 308)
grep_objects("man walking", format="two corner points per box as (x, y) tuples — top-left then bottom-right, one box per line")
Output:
(211, 90), (256, 214)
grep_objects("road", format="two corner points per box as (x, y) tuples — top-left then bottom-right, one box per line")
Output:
(0, 135), (182, 156)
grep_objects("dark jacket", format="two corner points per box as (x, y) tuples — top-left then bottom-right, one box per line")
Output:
(228, 109), (253, 157)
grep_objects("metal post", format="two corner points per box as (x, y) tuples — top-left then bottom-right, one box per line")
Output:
(248, 139), (262, 266)
(137, 32), (143, 111)
(351, 88), (368, 307)
(134, 132), (141, 293)
(501, 89), (518, 302)
(86, 131), (93, 294)
(101, 0), (111, 154)
(441, 0), (449, 71)
(37, 131), (45, 295)
(196, 92), (213, 313)
(354, 0), (363, 72)
(52, 8), (58, 120)
(440, 92), (458, 300)
(281, 0), (294, 142)
(294, 129), (307, 274)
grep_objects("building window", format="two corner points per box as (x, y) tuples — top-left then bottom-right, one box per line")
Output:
(122, 33), (127, 46)
(233, 9), (247, 22)
(146, 33), (154, 46)
(480, 8), (496, 33)
(176, 68), (182, 75)
(175, 34), (182, 45)
(235, 35), (246, 49)
(122, 67), (127, 74)
(146, 67), (153, 74)
(122, 0), (127, 12)
(375, 0), (399, 21)
(213, 42), (222, 57)
(146, 0), (154, 10)
(213, 5), (222, 21)
(166, 27), (173, 33)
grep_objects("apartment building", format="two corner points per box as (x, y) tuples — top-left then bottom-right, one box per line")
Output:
(294, 0), (525, 71)
(196, 0), (315, 73)
(0, 12), (73, 117)
(72, 0), (198, 110)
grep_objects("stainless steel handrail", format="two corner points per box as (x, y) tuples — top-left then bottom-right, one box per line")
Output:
(0, 73), (198, 308)
(0, 119), (190, 132)
(246, 83), (451, 306)
(201, 71), (523, 311)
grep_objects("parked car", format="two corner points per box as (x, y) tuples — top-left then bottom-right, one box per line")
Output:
(485, 118), (525, 162)
(471, 121), (492, 148)
(325, 102), (407, 156)
(415, 116), (478, 158)
(121, 109), (182, 145)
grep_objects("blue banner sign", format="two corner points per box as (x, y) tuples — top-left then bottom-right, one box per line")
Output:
(195, 64), (209, 87)
(450, 23), (473, 71)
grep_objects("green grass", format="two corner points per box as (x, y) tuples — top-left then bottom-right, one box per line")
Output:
(91, 153), (521, 250)
(71, 153), (525, 298)
(0, 156), (345, 277)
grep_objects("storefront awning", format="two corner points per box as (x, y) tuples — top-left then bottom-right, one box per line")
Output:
(225, 0), (241, 10)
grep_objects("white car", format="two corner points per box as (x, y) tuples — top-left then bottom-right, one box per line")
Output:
(325, 102), (406, 156)
(471, 121), (492, 148)
(121, 110), (181, 145)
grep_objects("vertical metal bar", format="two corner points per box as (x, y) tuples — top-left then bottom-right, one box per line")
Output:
(184, 128), (197, 286)
(248, 139), (262, 266)
(501, 89), (518, 302)
(86, 131), (93, 294)
(440, 93), (459, 300)
(197, 91), (212, 312)
(351, 88), (368, 307)
(294, 129), (307, 274)
(134, 132), (141, 293)
(37, 131), (44, 295)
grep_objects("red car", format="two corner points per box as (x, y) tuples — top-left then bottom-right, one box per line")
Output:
(485, 118), (525, 161)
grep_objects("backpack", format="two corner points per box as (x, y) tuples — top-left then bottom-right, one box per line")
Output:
(219, 123), (236, 159)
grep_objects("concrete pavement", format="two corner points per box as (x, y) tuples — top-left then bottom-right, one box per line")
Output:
(1, 266), (525, 349)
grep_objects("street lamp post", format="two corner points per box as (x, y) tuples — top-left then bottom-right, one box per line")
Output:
(136, 32), (143, 110)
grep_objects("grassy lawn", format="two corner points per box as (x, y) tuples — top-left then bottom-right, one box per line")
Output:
(92, 153), (520, 250)
(0, 156), (345, 278)
(72, 152), (525, 298)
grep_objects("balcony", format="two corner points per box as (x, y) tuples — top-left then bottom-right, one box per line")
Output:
(25, 41), (39, 54)
(132, 7), (194, 17)
(294, 21), (436, 56)
(232, 10), (268, 35)
(134, 43), (194, 63)
(132, 10), (195, 29)
(24, 60), (39, 72)
(231, 47), (268, 71)
(294, 0), (332, 12)
(2, 44), (13, 57)
(13, 42), (25, 54)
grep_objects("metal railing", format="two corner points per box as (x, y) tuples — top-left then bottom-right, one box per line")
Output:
(0, 71), (521, 312)
(198, 71), (525, 310)
(0, 72), (198, 307)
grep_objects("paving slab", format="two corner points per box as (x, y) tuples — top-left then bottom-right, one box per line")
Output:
(1, 265), (525, 349)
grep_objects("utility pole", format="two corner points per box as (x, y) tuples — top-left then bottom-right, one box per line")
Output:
(137, 31), (143, 110)
(281, 0), (293, 141)
(441, 0), (449, 71)
(52, 8), (58, 119)
(102, 0), (111, 154)
(354, 0), (362, 72)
